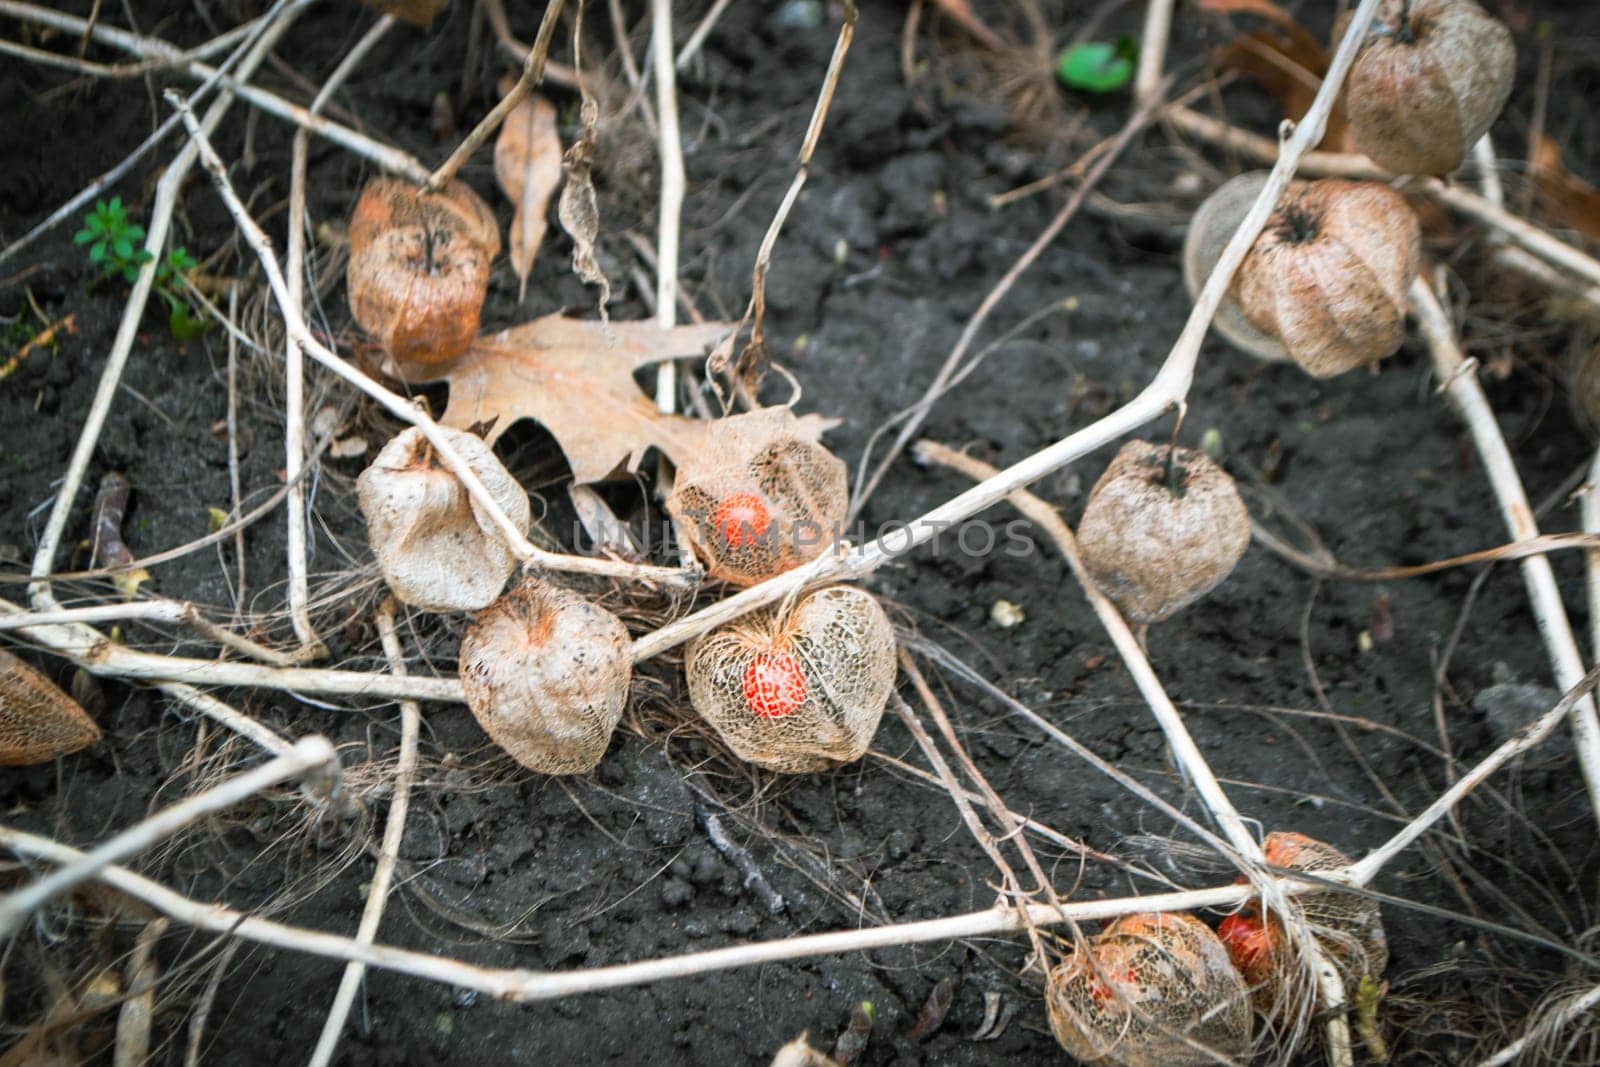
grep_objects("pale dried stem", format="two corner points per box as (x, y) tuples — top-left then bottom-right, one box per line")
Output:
(634, 0), (1388, 665)
(0, 1), (429, 183)
(426, 0), (567, 193)
(677, 0), (733, 71)
(651, 0), (684, 410)
(913, 440), (1351, 1062)
(172, 96), (697, 592)
(26, 0), (303, 628)
(1, 666), (1589, 1012)
(1587, 450), (1600, 661)
(1410, 277), (1600, 817)
(1134, 0), (1174, 106)
(280, 15), (394, 660)
(0, 736), (337, 941)
(1478, 981), (1600, 1067)
(112, 917), (168, 1067)
(309, 602), (419, 1066)
(0, 600), (290, 665)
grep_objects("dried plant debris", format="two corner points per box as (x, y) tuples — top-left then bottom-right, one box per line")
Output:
(0, 648), (100, 765)
(347, 178), (500, 365)
(1046, 912), (1253, 1067)
(686, 586), (896, 773)
(459, 578), (631, 774)
(493, 85), (563, 301)
(356, 425), (531, 611)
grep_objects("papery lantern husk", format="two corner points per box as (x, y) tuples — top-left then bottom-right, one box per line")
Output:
(1046, 912), (1253, 1067)
(357, 426), (531, 612)
(685, 586), (895, 773)
(1233, 179), (1421, 378)
(1221, 832), (1389, 1013)
(666, 409), (848, 587)
(459, 578), (632, 775)
(0, 648), (99, 766)
(1077, 441), (1250, 624)
(347, 178), (501, 366)
(1337, 0), (1515, 177)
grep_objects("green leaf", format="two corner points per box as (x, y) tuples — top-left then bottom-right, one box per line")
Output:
(169, 302), (211, 341)
(73, 228), (96, 245)
(1056, 39), (1136, 93)
(113, 237), (133, 260)
(88, 242), (108, 263)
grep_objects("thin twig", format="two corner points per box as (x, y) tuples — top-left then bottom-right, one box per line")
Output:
(309, 602), (419, 1066)
(1134, 0), (1174, 106)
(0, 736), (337, 940)
(1410, 277), (1600, 817)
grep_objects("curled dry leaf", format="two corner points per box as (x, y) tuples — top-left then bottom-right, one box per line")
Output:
(0, 647), (100, 765)
(1530, 134), (1600, 243)
(686, 586), (896, 773)
(493, 86), (563, 302)
(347, 178), (500, 365)
(1078, 441), (1251, 624)
(558, 91), (610, 310)
(413, 313), (834, 485)
(1046, 912), (1253, 1067)
(356, 426), (531, 612)
(358, 0), (448, 28)
(1337, 0), (1515, 176)
(666, 408), (849, 587)
(459, 578), (631, 774)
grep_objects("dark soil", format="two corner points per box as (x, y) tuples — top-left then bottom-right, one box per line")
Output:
(3, 1), (1599, 1064)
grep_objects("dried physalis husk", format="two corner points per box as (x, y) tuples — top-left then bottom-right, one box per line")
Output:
(1566, 344), (1600, 437)
(347, 178), (501, 366)
(1046, 912), (1253, 1067)
(667, 409), (849, 587)
(0, 648), (100, 765)
(1078, 441), (1250, 624)
(1218, 831), (1388, 1012)
(1233, 178), (1421, 378)
(357, 426), (531, 612)
(1337, 0), (1515, 177)
(459, 578), (631, 774)
(685, 586), (895, 773)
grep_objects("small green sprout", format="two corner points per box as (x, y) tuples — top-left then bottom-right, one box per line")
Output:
(1056, 37), (1138, 94)
(74, 198), (209, 340)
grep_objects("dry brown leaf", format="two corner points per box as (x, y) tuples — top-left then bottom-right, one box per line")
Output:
(493, 87), (563, 302)
(415, 314), (834, 484)
(1531, 134), (1600, 243)
(558, 93), (610, 312)
(0, 647), (100, 765)
(1206, 2), (1353, 152)
(358, 0), (447, 28)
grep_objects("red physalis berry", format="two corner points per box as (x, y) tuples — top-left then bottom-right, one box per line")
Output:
(1218, 913), (1277, 986)
(742, 651), (807, 719)
(1088, 967), (1139, 1004)
(713, 493), (771, 549)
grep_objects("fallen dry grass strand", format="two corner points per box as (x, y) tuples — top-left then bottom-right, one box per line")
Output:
(308, 603), (420, 1066)
(0, 736), (337, 940)
(1410, 276), (1600, 817)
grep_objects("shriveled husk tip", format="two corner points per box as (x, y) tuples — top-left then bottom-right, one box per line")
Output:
(347, 177), (501, 367)
(357, 426), (531, 613)
(667, 408), (848, 588)
(1077, 441), (1251, 624)
(0, 648), (100, 766)
(686, 586), (895, 774)
(1046, 911), (1253, 1067)
(459, 578), (632, 775)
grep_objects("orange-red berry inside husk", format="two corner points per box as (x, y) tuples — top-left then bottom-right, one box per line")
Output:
(742, 651), (807, 719)
(1218, 913), (1279, 988)
(714, 493), (772, 549)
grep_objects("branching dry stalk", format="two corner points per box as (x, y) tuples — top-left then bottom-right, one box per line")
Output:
(309, 602), (419, 1066)
(0, 736), (338, 941)
(633, 0), (1389, 666)
(1410, 277), (1600, 816)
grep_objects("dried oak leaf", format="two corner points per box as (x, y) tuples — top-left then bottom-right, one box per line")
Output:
(1531, 134), (1600, 243)
(0, 647), (100, 765)
(419, 314), (834, 484)
(358, 0), (447, 28)
(493, 87), (563, 302)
